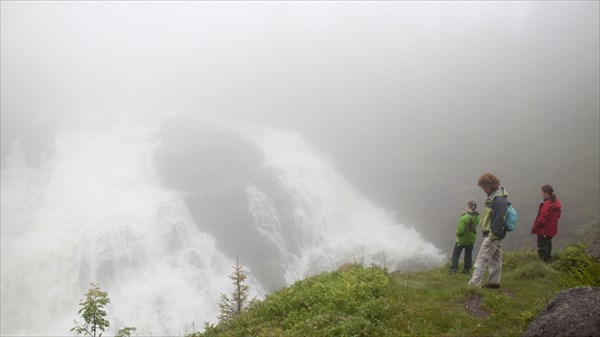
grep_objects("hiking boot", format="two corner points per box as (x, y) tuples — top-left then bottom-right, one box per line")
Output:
(482, 283), (500, 289)
(448, 270), (457, 275)
(461, 269), (470, 274)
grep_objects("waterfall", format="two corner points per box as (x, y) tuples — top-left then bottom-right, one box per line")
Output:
(1, 116), (443, 335)
(235, 124), (445, 282)
(1, 118), (246, 335)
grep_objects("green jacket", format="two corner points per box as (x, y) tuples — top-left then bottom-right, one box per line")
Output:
(456, 211), (480, 246)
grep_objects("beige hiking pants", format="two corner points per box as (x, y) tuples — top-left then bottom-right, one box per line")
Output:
(468, 237), (503, 287)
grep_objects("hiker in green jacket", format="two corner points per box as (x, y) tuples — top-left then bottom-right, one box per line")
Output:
(450, 200), (480, 274)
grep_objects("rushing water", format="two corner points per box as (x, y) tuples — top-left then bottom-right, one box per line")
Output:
(1, 116), (444, 335)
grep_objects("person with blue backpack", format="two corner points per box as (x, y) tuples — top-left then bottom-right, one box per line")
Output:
(468, 172), (509, 289)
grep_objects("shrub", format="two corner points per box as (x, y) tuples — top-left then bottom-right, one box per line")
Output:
(197, 266), (395, 336)
(552, 244), (600, 287)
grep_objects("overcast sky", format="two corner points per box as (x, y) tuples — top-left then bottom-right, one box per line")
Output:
(2, 1), (597, 124)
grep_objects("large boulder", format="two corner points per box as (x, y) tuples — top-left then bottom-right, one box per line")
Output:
(523, 286), (600, 337)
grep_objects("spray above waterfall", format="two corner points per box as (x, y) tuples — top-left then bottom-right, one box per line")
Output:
(1, 116), (444, 335)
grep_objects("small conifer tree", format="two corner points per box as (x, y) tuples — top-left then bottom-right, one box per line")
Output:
(218, 257), (254, 321)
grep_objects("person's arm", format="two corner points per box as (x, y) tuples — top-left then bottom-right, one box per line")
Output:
(472, 215), (480, 234)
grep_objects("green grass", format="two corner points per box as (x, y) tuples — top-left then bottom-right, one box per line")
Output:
(191, 243), (599, 337)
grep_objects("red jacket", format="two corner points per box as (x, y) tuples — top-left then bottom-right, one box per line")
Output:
(531, 195), (561, 237)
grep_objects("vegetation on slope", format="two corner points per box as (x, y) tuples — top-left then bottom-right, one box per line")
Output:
(190, 243), (599, 337)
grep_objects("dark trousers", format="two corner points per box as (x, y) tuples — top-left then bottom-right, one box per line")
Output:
(537, 235), (553, 262)
(451, 243), (474, 271)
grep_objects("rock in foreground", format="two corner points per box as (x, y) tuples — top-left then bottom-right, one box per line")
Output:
(523, 286), (600, 337)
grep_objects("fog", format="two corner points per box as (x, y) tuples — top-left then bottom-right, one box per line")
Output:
(1, 1), (599, 335)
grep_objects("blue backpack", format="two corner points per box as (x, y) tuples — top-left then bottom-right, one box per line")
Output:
(505, 203), (518, 232)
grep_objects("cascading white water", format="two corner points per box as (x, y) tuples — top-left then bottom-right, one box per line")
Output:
(236, 125), (445, 282)
(0, 117), (257, 335)
(1, 116), (444, 336)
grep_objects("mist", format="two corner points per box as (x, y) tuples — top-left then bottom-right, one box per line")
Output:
(1, 1), (599, 335)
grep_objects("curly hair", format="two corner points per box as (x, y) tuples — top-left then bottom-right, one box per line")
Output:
(477, 172), (500, 191)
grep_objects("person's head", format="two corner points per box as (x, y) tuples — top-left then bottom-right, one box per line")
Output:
(477, 172), (500, 195)
(466, 200), (477, 212)
(541, 184), (554, 198)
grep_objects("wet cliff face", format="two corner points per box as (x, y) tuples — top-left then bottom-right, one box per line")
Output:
(156, 117), (291, 289)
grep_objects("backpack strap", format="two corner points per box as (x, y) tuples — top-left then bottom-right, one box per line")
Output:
(466, 213), (476, 234)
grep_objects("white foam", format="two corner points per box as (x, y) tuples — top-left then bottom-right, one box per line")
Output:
(1, 118), (248, 335)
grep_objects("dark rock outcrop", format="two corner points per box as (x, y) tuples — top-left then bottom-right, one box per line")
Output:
(523, 286), (600, 337)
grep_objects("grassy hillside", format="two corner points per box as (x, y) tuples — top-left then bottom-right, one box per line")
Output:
(190, 243), (599, 337)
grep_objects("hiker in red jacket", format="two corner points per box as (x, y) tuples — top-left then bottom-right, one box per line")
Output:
(531, 184), (562, 262)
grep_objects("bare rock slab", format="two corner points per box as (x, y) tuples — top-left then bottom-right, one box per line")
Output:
(523, 286), (600, 337)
